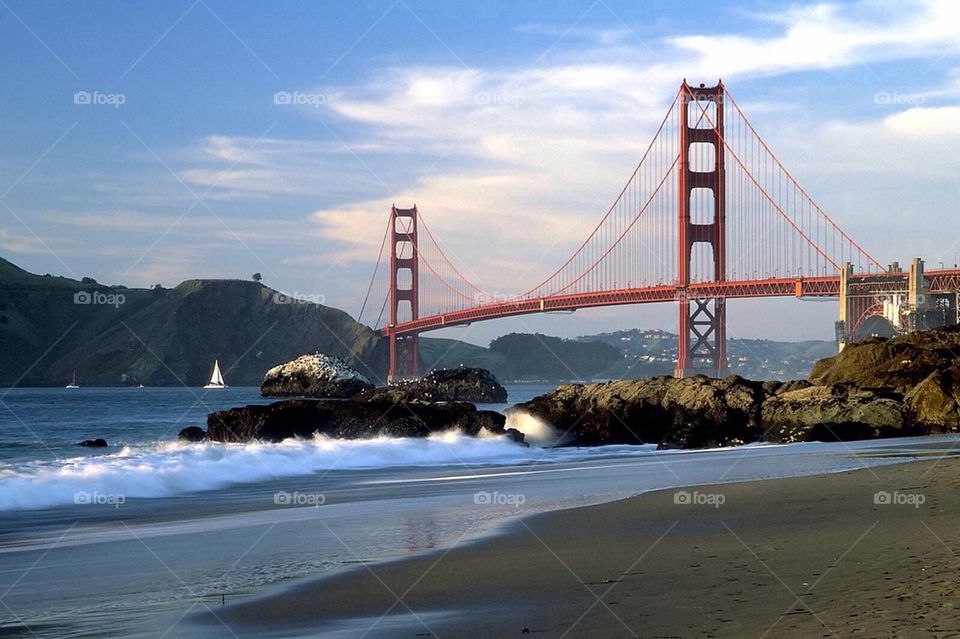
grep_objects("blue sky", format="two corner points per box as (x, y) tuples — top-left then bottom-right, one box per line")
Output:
(1, 0), (958, 344)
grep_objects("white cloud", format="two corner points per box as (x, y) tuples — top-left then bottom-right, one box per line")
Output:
(674, 0), (960, 79)
(0, 227), (45, 254)
(177, 135), (393, 199)
(883, 106), (960, 136)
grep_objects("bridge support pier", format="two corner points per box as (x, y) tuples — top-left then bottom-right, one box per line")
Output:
(675, 80), (729, 378)
(387, 205), (420, 382)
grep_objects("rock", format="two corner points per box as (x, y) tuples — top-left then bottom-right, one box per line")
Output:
(510, 375), (767, 448)
(261, 353), (373, 398)
(206, 399), (511, 443)
(809, 325), (960, 394)
(775, 379), (813, 395)
(761, 384), (906, 442)
(761, 380), (783, 395)
(78, 438), (108, 447)
(178, 426), (207, 442)
(361, 367), (508, 403)
(512, 371), (946, 448)
(503, 428), (526, 444)
(904, 370), (960, 430)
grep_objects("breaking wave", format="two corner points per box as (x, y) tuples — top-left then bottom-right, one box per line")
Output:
(0, 431), (541, 511)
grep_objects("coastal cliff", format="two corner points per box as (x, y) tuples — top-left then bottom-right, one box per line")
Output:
(0, 257), (385, 386)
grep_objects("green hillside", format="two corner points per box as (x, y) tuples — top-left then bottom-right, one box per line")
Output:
(0, 257), (386, 386)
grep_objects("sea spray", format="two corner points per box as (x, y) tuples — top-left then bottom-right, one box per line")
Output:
(505, 409), (569, 447)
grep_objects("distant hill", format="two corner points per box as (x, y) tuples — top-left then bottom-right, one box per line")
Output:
(486, 333), (622, 381)
(579, 328), (837, 380)
(0, 257), (386, 386)
(422, 329), (835, 382)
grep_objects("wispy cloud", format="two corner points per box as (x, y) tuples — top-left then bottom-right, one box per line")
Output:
(0, 227), (46, 254)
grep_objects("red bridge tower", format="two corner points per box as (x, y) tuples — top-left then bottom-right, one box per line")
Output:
(387, 205), (420, 382)
(675, 81), (729, 378)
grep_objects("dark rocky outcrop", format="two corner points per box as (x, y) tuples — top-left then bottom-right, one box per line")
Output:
(510, 376), (767, 448)
(904, 370), (960, 429)
(260, 353), (373, 398)
(512, 349), (960, 449)
(203, 399), (518, 444)
(809, 325), (960, 393)
(761, 384), (907, 442)
(178, 426), (207, 442)
(361, 367), (508, 404)
(78, 438), (108, 447)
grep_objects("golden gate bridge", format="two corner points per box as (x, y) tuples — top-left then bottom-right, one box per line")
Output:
(358, 81), (960, 381)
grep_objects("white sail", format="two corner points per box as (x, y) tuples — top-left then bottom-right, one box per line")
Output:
(204, 360), (226, 388)
(66, 371), (79, 389)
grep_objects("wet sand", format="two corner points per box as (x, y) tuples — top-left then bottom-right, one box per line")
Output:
(213, 457), (960, 637)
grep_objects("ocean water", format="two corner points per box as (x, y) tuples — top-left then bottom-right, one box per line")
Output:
(0, 384), (953, 638)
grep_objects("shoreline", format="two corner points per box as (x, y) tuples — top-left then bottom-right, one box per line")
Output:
(206, 455), (960, 638)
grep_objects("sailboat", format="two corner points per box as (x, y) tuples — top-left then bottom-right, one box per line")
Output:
(204, 360), (227, 389)
(66, 371), (79, 389)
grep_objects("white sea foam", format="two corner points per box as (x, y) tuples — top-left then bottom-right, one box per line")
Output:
(0, 431), (539, 512)
(505, 409), (569, 447)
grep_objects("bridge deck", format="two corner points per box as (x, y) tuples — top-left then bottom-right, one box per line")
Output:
(383, 269), (960, 336)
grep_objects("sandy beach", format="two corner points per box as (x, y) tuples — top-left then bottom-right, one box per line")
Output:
(212, 455), (960, 638)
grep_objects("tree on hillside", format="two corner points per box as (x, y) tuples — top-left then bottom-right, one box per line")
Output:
(252, 273), (262, 282)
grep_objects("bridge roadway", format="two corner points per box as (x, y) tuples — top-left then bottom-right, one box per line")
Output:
(384, 269), (960, 336)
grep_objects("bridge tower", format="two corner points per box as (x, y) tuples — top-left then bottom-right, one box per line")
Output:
(675, 80), (729, 378)
(387, 205), (420, 382)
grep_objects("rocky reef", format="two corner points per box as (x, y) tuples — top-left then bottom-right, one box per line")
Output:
(186, 361), (516, 445)
(192, 399), (523, 444)
(260, 353), (373, 398)
(510, 375), (936, 449)
(511, 327), (960, 448)
(260, 355), (507, 404)
(360, 367), (508, 403)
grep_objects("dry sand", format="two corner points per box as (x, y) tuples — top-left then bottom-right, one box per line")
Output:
(213, 457), (960, 637)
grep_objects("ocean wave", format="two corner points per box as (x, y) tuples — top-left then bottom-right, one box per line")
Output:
(0, 431), (542, 512)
